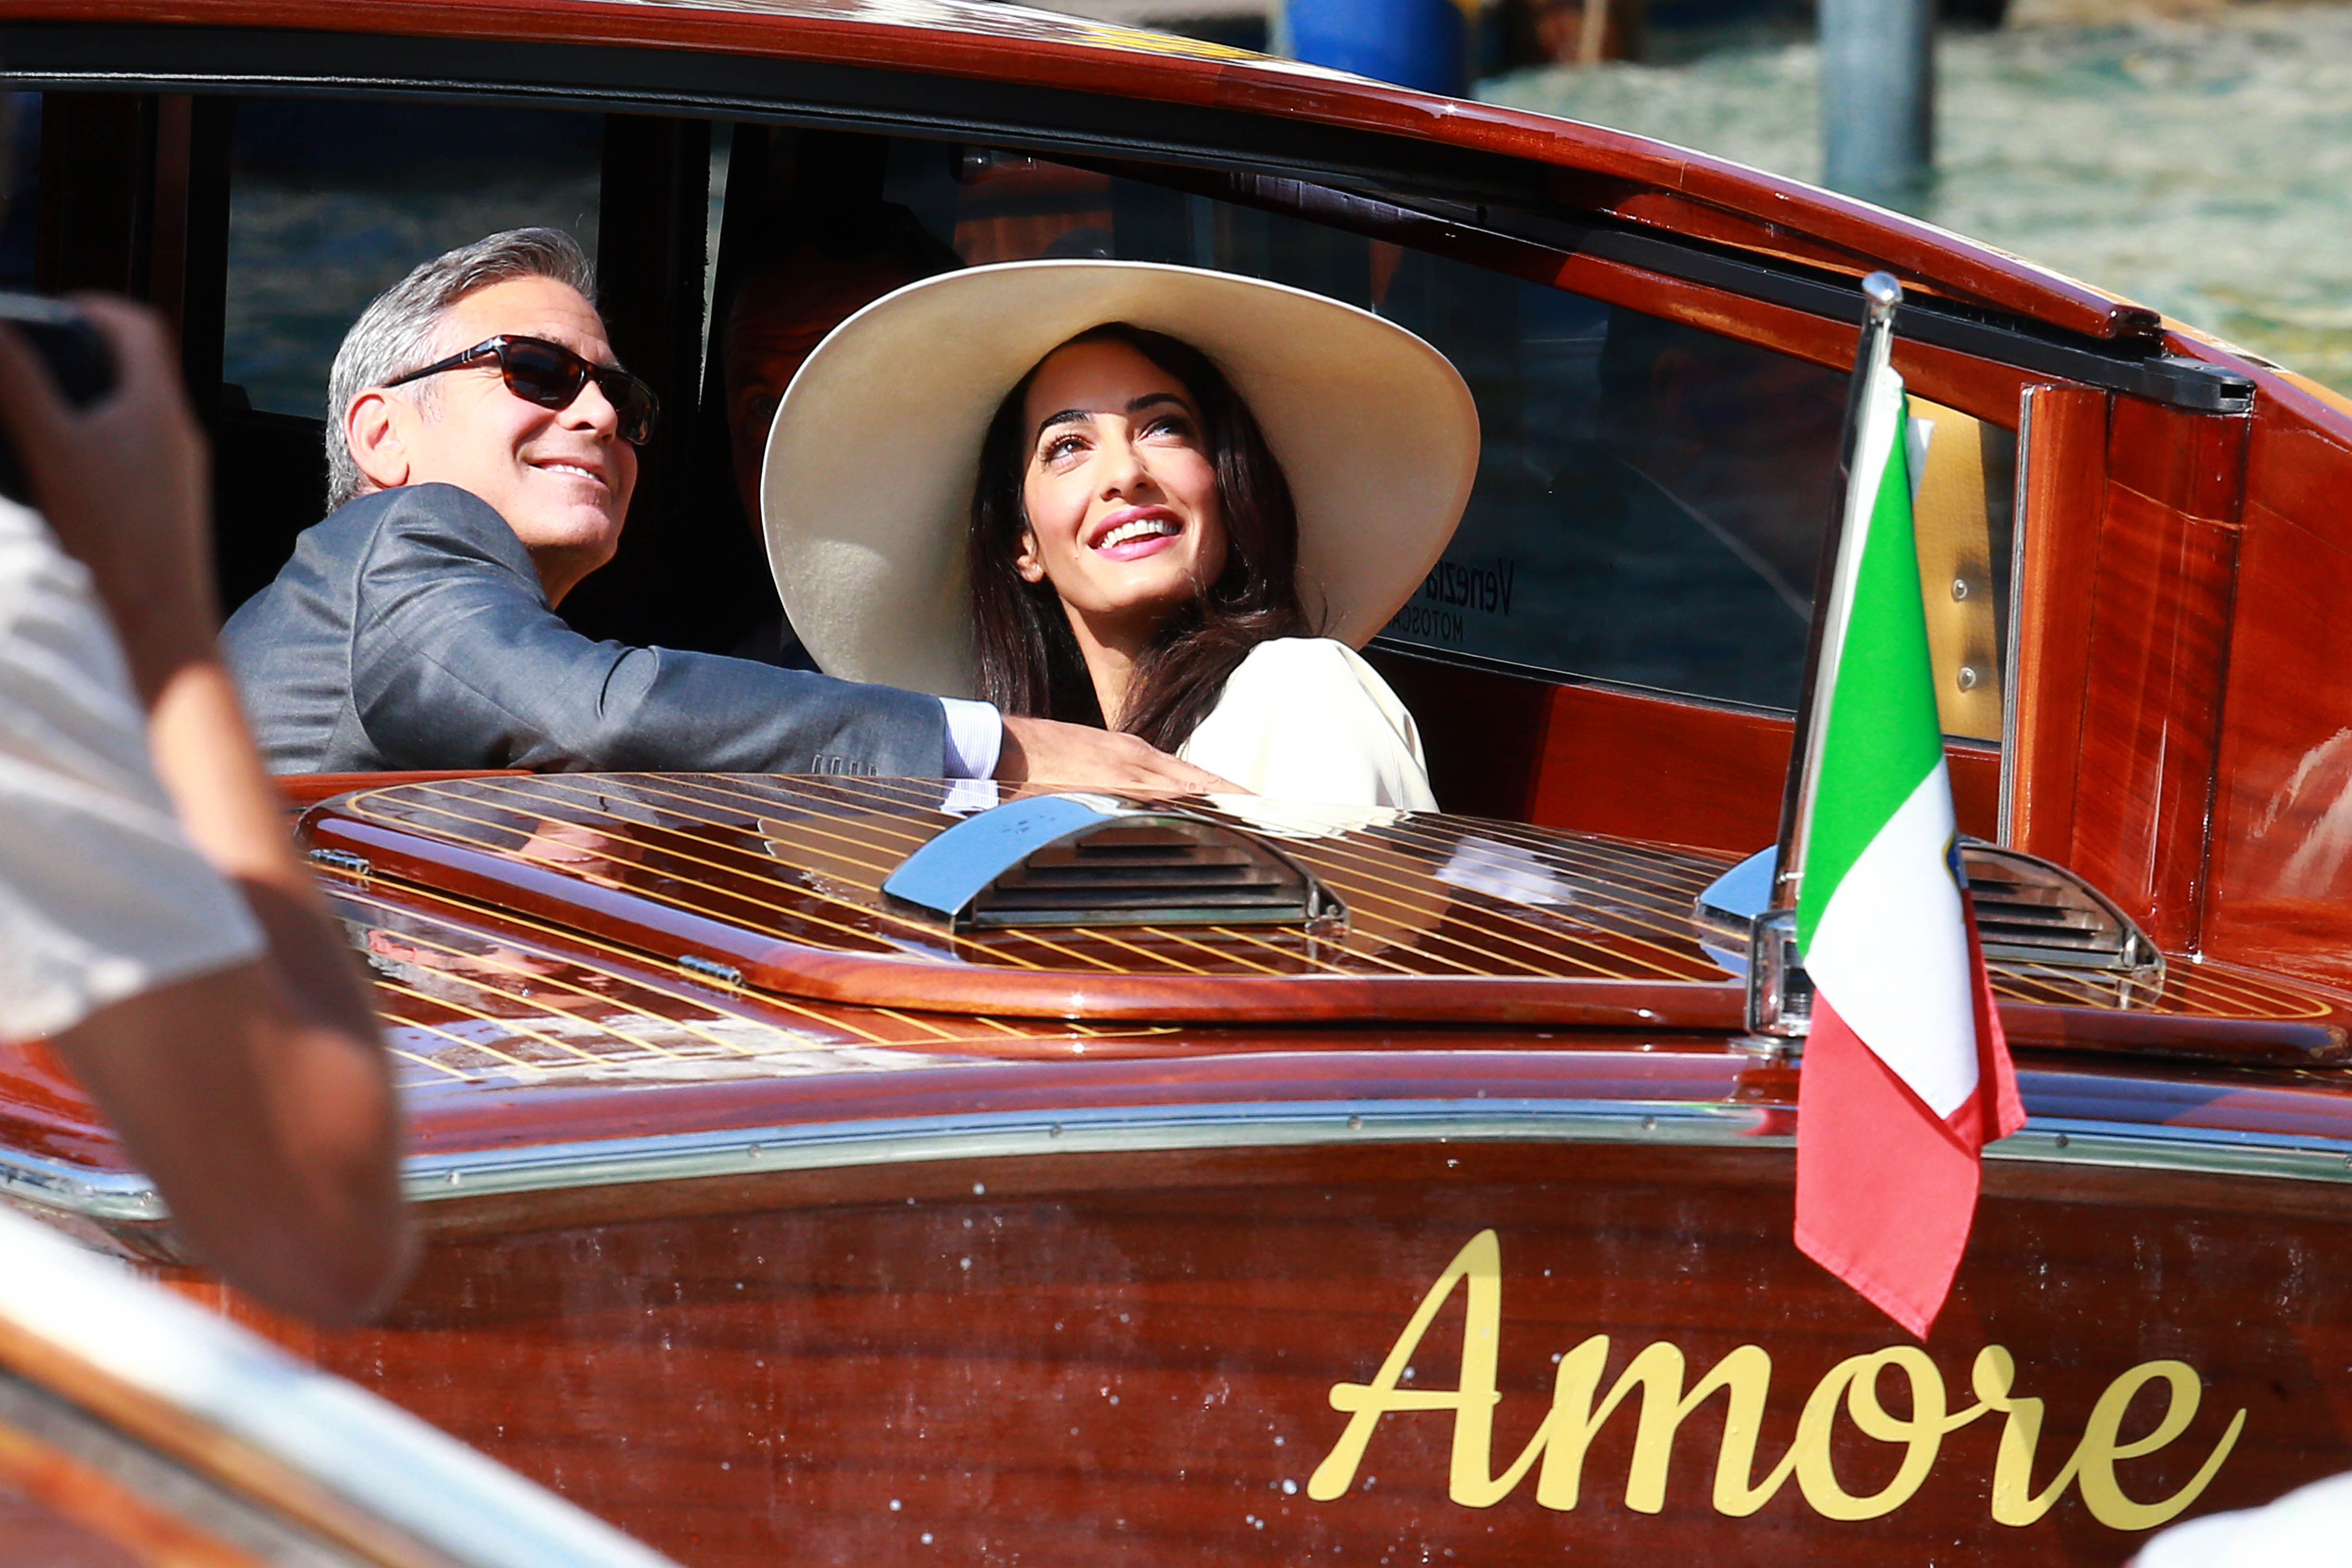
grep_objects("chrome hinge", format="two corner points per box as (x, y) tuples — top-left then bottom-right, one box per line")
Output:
(1743, 908), (1813, 1042)
(677, 954), (744, 988)
(307, 848), (372, 879)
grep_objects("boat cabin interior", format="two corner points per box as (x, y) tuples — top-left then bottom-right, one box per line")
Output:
(19, 90), (2025, 837)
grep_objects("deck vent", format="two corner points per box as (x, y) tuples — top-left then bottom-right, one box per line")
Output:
(1694, 841), (2162, 981)
(1958, 842), (2162, 976)
(883, 794), (1345, 932)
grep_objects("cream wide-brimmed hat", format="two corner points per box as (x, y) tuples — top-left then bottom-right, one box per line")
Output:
(760, 259), (1480, 700)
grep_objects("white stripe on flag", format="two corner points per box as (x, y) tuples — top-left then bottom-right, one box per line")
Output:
(1801, 761), (1979, 1118)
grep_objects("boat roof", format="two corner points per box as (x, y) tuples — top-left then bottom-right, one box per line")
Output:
(5, 0), (2178, 347)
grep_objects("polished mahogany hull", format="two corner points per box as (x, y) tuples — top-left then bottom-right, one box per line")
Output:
(205, 1131), (2344, 1567)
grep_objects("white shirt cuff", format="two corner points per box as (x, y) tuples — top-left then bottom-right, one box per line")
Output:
(938, 697), (1004, 780)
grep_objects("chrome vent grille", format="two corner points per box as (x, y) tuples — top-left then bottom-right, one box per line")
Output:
(884, 794), (1345, 932)
(975, 821), (1317, 927)
(1959, 842), (2162, 977)
(1690, 840), (2163, 986)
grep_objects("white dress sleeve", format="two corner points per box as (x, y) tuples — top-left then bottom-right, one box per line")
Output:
(0, 497), (264, 1045)
(1177, 638), (1437, 809)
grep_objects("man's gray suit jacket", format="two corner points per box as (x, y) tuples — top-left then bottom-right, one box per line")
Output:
(221, 484), (947, 776)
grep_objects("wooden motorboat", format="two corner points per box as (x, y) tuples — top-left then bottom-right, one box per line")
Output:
(4, 0), (2352, 1562)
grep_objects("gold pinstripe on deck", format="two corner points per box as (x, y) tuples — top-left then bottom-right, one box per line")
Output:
(313, 776), (2350, 1028)
(453, 775), (1177, 975)
(358, 783), (927, 960)
(327, 881), (1178, 1083)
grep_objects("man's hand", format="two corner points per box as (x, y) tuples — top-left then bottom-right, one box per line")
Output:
(997, 715), (1240, 794)
(0, 296), (215, 703)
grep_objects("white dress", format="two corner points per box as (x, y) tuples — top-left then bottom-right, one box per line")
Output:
(1176, 637), (1436, 809)
(0, 496), (262, 1044)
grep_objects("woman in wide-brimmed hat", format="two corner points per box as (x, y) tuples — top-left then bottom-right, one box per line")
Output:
(761, 259), (1478, 808)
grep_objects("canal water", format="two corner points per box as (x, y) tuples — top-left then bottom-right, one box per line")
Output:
(1481, 0), (2352, 393)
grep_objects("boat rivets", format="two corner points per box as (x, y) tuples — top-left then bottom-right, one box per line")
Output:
(1642, 1115), (1657, 1132)
(2054, 1132), (2070, 1149)
(1951, 577), (1970, 600)
(1347, 1115), (1364, 1131)
(1049, 1123), (1064, 1139)
(1957, 666), (1981, 692)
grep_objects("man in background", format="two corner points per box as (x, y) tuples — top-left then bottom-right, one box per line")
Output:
(0, 297), (408, 1323)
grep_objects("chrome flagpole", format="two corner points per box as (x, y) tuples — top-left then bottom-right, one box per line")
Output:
(1750, 270), (1903, 1038)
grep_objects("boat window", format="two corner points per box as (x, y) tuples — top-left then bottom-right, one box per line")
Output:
(0, 96), (36, 292)
(209, 97), (605, 614)
(834, 142), (2016, 737)
(223, 98), (603, 419)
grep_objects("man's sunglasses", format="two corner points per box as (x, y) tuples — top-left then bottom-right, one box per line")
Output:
(384, 335), (659, 446)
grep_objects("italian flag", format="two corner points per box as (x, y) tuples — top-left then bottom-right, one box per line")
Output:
(1791, 338), (2025, 1339)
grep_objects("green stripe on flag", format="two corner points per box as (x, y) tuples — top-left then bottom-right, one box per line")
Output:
(1797, 391), (1946, 951)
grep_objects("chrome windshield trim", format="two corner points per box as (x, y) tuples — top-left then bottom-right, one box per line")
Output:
(1986, 1117), (2352, 1185)
(400, 1099), (1783, 1201)
(0, 1147), (166, 1222)
(10, 1102), (2352, 1225)
(1997, 387), (2035, 841)
(388, 1103), (2352, 1200)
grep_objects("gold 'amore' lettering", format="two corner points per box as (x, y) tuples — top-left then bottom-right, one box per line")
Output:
(1306, 1230), (2244, 1530)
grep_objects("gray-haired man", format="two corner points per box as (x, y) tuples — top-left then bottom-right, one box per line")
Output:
(223, 228), (1224, 790)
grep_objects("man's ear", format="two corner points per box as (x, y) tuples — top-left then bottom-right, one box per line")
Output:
(345, 391), (411, 490)
(1014, 526), (1048, 584)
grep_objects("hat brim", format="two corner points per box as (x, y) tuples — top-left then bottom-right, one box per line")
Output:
(761, 259), (1480, 699)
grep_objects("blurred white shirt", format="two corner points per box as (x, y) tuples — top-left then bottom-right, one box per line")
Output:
(0, 495), (262, 1043)
(2134, 1472), (2352, 1567)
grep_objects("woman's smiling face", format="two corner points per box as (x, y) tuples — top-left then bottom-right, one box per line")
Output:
(1016, 336), (1229, 651)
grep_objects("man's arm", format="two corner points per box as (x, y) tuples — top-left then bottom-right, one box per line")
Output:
(342, 484), (1237, 792)
(0, 299), (409, 1323)
(343, 484), (952, 776)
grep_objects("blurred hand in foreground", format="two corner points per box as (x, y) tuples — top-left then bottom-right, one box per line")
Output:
(0, 298), (411, 1323)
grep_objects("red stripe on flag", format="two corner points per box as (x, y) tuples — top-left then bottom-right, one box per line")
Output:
(1953, 888), (2028, 1149)
(1794, 892), (2024, 1338)
(1794, 995), (1980, 1339)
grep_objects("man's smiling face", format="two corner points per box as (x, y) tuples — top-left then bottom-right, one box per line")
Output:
(388, 275), (638, 602)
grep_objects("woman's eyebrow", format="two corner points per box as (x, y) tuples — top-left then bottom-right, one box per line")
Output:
(1031, 392), (1191, 440)
(1034, 408), (1093, 437)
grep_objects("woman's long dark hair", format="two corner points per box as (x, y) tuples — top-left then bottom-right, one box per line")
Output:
(968, 322), (1310, 752)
